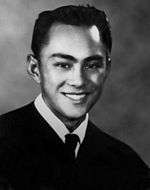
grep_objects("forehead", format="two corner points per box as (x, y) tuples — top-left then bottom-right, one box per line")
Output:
(41, 23), (106, 60)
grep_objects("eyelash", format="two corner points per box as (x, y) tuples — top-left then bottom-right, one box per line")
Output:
(84, 61), (104, 70)
(55, 62), (71, 69)
(54, 61), (104, 71)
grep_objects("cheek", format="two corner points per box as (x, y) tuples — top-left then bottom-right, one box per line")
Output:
(43, 69), (67, 91)
(42, 65), (60, 82)
(90, 74), (99, 83)
(89, 72), (105, 85)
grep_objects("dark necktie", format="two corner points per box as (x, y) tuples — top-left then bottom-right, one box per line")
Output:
(65, 134), (80, 161)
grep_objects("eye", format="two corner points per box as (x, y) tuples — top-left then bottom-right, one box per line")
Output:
(54, 62), (72, 70)
(84, 60), (104, 70)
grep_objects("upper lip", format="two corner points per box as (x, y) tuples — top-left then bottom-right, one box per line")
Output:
(62, 92), (90, 95)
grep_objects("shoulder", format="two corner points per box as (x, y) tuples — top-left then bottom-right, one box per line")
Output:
(0, 102), (36, 138)
(88, 121), (149, 173)
(0, 102), (42, 164)
(0, 102), (35, 119)
(87, 121), (150, 187)
(0, 103), (37, 183)
(88, 121), (141, 156)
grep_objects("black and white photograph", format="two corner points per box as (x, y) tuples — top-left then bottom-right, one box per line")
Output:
(0, 0), (149, 189)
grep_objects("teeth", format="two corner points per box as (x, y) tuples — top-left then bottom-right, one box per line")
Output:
(65, 94), (86, 100)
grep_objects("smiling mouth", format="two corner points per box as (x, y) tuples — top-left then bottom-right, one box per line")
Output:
(62, 93), (89, 102)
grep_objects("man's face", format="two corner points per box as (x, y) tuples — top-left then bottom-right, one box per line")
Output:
(38, 23), (109, 119)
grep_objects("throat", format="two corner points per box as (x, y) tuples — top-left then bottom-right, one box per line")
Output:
(63, 116), (86, 133)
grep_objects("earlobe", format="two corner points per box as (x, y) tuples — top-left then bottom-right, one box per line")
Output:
(26, 54), (41, 84)
(107, 57), (111, 73)
(104, 57), (111, 81)
(105, 52), (111, 73)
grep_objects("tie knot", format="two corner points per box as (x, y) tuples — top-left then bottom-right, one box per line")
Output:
(65, 134), (80, 152)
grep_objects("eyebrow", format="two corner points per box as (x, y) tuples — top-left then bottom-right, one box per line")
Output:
(84, 55), (104, 62)
(50, 53), (77, 62)
(50, 53), (104, 62)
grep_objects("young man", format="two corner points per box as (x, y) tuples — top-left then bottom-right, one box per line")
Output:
(0, 5), (149, 190)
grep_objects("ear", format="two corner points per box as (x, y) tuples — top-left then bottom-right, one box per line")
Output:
(106, 57), (111, 74)
(26, 54), (41, 84)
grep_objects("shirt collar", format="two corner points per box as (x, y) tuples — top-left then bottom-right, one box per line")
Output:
(34, 94), (89, 144)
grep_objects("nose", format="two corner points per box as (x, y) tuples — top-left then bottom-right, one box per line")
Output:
(68, 65), (85, 88)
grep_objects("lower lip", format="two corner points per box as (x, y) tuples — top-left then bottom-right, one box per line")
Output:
(63, 93), (88, 103)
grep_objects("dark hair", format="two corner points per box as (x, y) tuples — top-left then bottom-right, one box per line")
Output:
(31, 5), (112, 59)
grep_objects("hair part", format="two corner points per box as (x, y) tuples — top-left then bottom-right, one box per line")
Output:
(31, 5), (112, 60)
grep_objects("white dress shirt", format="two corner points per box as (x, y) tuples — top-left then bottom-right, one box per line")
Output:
(34, 94), (89, 156)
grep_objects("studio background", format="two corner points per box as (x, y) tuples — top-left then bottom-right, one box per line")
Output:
(0, 0), (150, 166)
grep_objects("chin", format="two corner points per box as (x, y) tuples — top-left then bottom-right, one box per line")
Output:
(62, 109), (87, 119)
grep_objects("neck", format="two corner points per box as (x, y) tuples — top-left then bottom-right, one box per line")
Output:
(59, 115), (86, 133)
(53, 111), (86, 133)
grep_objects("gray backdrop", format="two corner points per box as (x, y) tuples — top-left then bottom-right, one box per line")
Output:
(0, 0), (150, 166)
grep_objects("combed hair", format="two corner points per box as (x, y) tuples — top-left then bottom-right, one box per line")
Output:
(31, 5), (112, 59)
